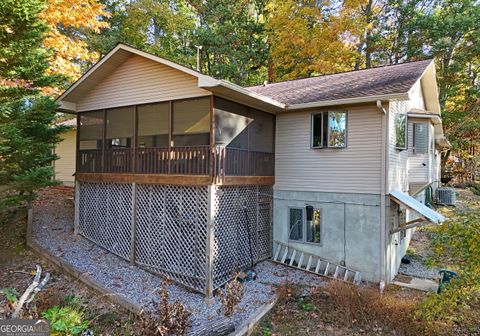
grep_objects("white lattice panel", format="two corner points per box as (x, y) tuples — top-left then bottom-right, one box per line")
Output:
(78, 182), (132, 260)
(135, 185), (208, 293)
(77, 181), (272, 295)
(212, 186), (272, 288)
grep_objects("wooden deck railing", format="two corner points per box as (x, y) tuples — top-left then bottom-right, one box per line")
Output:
(78, 149), (102, 173)
(77, 145), (274, 177)
(215, 147), (275, 177)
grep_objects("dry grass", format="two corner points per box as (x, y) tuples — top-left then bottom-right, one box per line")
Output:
(253, 281), (456, 336)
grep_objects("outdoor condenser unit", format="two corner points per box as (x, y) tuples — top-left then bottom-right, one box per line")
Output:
(436, 187), (456, 206)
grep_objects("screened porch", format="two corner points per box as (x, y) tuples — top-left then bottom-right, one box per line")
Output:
(76, 96), (275, 181)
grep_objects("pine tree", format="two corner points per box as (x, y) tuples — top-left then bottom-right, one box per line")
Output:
(0, 0), (67, 208)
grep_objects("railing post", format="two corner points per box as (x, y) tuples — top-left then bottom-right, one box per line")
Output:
(205, 184), (216, 301)
(130, 182), (138, 266)
(74, 180), (80, 235)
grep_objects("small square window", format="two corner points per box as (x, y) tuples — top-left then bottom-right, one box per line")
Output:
(311, 112), (347, 148)
(289, 207), (322, 244)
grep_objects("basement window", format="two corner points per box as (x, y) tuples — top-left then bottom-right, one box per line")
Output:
(311, 111), (347, 148)
(289, 207), (322, 244)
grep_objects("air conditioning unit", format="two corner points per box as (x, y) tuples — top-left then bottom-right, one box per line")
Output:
(436, 187), (456, 206)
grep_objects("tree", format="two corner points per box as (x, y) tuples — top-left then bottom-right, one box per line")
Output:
(419, 0), (480, 179)
(266, 0), (358, 81)
(0, 0), (66, 208)
(39, 0), (110, 83)
(88, 0), (196, 67)
(191, 0), (269, 85)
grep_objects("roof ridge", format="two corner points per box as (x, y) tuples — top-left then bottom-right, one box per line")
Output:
(247, 58), (433, 89)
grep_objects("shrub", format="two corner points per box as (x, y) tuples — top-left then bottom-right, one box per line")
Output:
(42, 305), (89, 336)
(1, 288), (19, 303)
(216, 275), (244, 317)
(419, 192), (480, 327)
(134, 280), (191, 336)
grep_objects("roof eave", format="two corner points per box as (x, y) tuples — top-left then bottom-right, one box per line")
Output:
(199, 78), (286, 113)
(286, 93), (409, 110)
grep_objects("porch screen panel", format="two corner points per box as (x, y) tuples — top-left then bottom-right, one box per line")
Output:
(137, 103), (169, 148)
(172, 97), (210, 146)
(106, 106), (134, 148)
(78, 111), (103, 172)
(105, 107), (134, 173)
(79, 111), (103, 150)
(248, 108), (275, 153)
(214, 97), (250, 149)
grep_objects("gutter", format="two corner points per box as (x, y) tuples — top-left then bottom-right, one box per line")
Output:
(287, 93), (409, 110)
(377, 100), (388, 291)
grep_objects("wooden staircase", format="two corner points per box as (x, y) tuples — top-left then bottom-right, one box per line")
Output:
(272, 241), (362, 285)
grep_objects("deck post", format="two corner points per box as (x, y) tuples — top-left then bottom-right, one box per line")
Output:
(130, 182), (138, 266)
(205, 184), (216, 302)
(74, 180), (80, 235)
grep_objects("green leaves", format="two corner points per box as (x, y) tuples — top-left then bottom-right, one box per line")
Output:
(0, 288), (19, 303)
(42, 305), (89, 335)
(0, 0), (66, 209)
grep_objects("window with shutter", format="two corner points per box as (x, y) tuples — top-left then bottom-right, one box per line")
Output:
(413, 123), (429, 154)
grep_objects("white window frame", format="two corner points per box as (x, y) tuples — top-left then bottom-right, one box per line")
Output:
(288, 207), (323, 245)
(412, 122), (429, 154)
(395, 113), (407, 151)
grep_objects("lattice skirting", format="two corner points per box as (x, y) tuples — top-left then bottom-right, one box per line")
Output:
(212, 186), (273, 288)
(77, 182), (272, 295)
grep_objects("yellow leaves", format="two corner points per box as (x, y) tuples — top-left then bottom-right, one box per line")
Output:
(267, 0), (357, 81)
(39, 0), (110, 82)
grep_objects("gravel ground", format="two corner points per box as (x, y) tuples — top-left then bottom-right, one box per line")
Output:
(398, 229), (439, 280)
(31, 188), (326, 334)
(398, 259), (439, 280)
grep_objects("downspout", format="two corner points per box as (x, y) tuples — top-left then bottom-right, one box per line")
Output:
(377, 100), (388, 293)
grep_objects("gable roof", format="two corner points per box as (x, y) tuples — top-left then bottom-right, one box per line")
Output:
(56, 43), (286, 113)
(56, 44), (438, 115)
(248, 59), (433, 107)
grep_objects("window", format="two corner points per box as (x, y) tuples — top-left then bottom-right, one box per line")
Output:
(413, 123), (428, 154)
(78, 111), (103, 150)
(106, 106), (134, 148)
(172, 97), (210, 146)
(307, 209), (321, 243)
(395, 113), (407, 150)
(137, 103), (169, 148)
(311, 111), (347, 148)
(289, 207), (322, 244)
(289, 208), (303, 241)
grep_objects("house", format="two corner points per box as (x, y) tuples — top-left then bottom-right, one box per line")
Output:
(53, 118), (77, 186)
(56, 43), (448, 296)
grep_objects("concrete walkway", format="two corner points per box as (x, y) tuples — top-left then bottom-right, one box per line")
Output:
(393, 277), (439, 292)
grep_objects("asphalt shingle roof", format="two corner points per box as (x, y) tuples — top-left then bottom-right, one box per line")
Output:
(247, 59), (432, 105)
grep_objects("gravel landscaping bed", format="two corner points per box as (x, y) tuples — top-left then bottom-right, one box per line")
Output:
(398, 229), (439, 280)
(31, 188), (326, 334)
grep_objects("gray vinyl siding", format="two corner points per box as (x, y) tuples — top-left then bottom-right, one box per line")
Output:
(76, 55), (211, 112)
(388, 100), (409, 193)
(275, 105), (382, 194)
